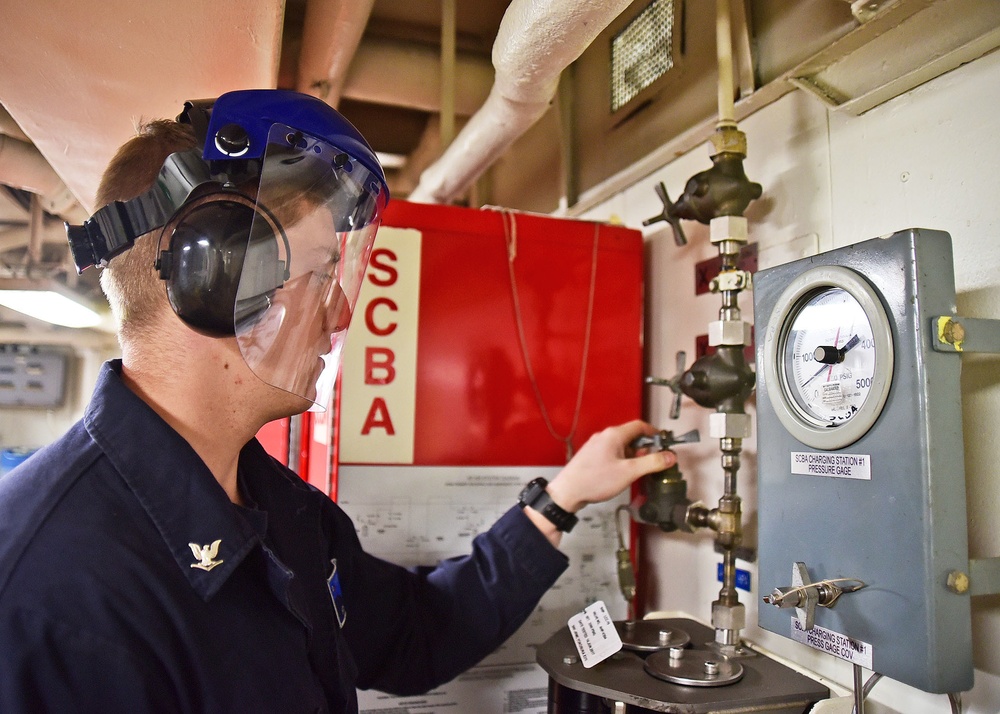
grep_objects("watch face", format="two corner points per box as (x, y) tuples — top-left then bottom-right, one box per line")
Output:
(520, 478), (546, 504)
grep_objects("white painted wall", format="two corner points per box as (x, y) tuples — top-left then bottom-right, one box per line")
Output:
(582, 49), (1000, 714)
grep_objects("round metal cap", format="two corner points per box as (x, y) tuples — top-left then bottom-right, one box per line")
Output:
(615, 619), (691, 652)
(644, 646), (745, 687)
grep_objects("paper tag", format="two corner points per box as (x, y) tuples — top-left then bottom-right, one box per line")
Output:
(567, 600), (623, 668)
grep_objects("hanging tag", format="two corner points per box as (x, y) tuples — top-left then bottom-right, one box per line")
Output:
(567, 600), (623, 668)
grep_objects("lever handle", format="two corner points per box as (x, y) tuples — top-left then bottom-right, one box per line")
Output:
(763, 562), (866, 631)
(645, 351), (688, 420)
(642, 182), (688, 246)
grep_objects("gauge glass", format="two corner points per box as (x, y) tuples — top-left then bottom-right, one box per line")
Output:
(782, 287), (878, 428)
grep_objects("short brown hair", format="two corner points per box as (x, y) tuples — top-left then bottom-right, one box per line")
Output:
(96, 120), (197, 343)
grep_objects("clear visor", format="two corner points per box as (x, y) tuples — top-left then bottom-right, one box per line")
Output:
(234, 123), (386, 410)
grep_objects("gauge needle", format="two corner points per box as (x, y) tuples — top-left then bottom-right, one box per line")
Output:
(801, 334), (861, 387)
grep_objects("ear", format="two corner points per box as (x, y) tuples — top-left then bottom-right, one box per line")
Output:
(157, 194), (283, 336)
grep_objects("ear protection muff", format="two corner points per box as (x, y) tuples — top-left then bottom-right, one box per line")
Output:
(155, 191), (289, 336)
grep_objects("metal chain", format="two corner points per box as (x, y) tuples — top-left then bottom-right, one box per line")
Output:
(502, 210), (599, 462)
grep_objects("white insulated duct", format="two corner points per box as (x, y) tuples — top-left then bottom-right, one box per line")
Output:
(409, 0), (635, 204)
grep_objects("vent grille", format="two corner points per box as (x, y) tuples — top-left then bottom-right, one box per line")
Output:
(611, 0), (675, 112)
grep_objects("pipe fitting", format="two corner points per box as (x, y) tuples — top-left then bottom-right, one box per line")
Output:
(709, 126), (748, 157)
(709, 214), (748, 245)
(712, 601), (746, 632)
(686, 503), (713, 531)
(709, 412), (752, 439)
(708, 318), (752, 347)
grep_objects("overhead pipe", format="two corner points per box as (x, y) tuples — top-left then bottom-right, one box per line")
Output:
(0, 105), (30, 143)
(409, 0), (635, 204)
(0, 134), (86, 222)
(296, 0), (376, 106)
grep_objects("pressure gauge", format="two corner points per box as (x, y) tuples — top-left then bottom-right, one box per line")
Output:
(762, 265), (894, 450)
(755, 230), (973, 694)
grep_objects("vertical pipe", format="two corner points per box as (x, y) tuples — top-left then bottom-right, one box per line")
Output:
(27, 194), (43, 267)
(558, 68), (578, 208)
(715, 0), (736, 126)
(853, 664), (865, 714)
(440, 0), (457, 148)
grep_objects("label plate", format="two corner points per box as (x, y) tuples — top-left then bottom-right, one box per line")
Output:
(791, 452), (872, 480)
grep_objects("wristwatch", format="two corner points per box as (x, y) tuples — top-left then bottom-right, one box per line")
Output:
(518, 477), (578, 533)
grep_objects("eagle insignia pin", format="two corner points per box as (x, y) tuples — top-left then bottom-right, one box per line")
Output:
(189, 540), (223, 571)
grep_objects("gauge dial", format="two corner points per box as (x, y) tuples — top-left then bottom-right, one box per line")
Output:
(783, 288), (877, 427)
(763, 265), (894, 450)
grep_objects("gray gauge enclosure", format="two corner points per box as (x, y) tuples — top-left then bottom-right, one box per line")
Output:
(753, 228), (972, 693)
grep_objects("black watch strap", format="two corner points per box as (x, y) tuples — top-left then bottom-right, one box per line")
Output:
(518, 477), (578, 533)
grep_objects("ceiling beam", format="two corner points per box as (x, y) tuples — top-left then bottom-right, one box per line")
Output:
(0, 0), (285, 213)
(341, 37), (494, 116)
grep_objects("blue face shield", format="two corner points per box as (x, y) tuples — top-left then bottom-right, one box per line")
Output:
(66, 89), (389, 409)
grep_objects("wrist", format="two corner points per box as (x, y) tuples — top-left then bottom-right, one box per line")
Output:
(518, 477), (578, 533)
(523, 504), (563, 548)
(545, 478), (585, 515)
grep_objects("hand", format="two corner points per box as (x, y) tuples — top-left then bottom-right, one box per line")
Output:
(546, 420), (677, 514)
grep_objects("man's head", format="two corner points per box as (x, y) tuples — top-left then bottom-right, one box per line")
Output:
(73, 90), (389, 408)
(95, 119), (197, 345)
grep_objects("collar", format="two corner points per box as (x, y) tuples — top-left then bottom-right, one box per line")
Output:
(84, 360), (264, 601)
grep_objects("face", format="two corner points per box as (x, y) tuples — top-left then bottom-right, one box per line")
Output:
(232, 126), (385, 410)
(234, 205), (357, 409)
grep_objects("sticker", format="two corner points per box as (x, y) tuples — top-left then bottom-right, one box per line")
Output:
(791, 618), (873, 668)
(567, 600), (623, 668)
(791, 452), (872, 480)
(327, 559), (347, 628)
(717, 563), (752, 591)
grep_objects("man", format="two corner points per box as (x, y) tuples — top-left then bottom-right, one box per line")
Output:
(0, 90), (674, 712)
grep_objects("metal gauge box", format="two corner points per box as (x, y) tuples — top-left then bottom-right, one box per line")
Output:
(0, 345), (68, 408)
(753, 228), (972, 693)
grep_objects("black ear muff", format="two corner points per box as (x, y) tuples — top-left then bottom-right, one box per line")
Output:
(156, 194), (285, 336)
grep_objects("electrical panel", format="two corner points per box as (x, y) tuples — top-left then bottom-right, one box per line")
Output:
(0, 345), (68, 408)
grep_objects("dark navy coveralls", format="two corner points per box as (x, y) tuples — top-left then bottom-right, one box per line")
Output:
(0, 361), (568, 713)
